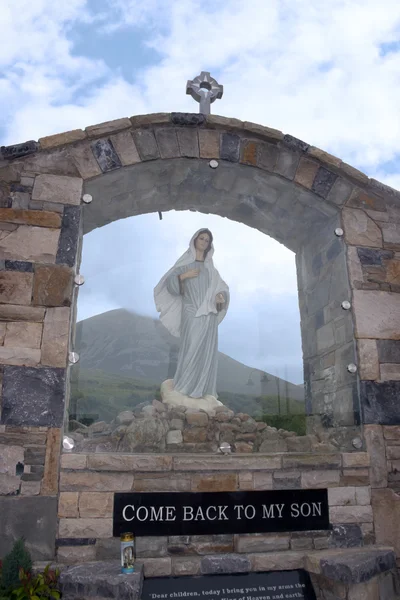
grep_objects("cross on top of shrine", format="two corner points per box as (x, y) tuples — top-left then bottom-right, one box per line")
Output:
(186, 71), (223, 115)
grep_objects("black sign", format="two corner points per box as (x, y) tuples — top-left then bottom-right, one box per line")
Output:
(113, 490), (329, 537)
(141, 570), (316, 600)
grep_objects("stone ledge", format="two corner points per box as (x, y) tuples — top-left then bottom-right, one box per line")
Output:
(59, 560), (143, 600)
(307, 547), (396, 584)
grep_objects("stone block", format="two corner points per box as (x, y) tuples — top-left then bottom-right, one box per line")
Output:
(131, 113), (170, 127)
(177, 128), (199, 158)
(0, 271), (33, 305)
(167, 534), (233, 556)
(173, 455), (281, 471)
(0, 443), (24, 475)
(183, 428), (207, 443)
(0, 322), (5, 344)
(79, 492), (114, 517)
(308, 146), (342, 168)
(377, 340), (400, 363)
(0, 304), (45, 322)
(274, 148), (299, 179)
(58, 492), (79, 517)
(238, 472), (253, 490)
(236, 534), (290, 553)
(68, 142), (102, 179)
(171, 113), (205, 127)
(198, 130), (219, 158)
(328, 487), (356, 506)
(167, 429), (183, 444)
(320, 549), (395, 584)
(380, 363), (400, 380)
(342, 453), (370, 468)
(355, 486), (371, 505)
(220, 133), (240, 162)
(312, 167), (337, 198)
(103, 130), (140, 166)
(283, 454), (341, 469)
(372, 488), (400, 556)
(257, 142), (278, 171)
(61, 453), (87, 469)
(186, 411), (208, 426)
(33, 264), (73, 307)
(258, 439), (288, 452)
(136, 536), (168, 558)
(41, 427), (62, 496)
(133, 474), (191, 492)
(0, 346), (41, 367)
(361, 381), (400, 426)
(253, 473), (273, 489)
(294, 158), (319, 189)
(141, 557), (171, 577)
(353, 290), (400, 340)
(343, 208), (382, 247)
(363, 425), (387, 487)
(86, 118), (131, 137)
(0, 225), (60, 263)
(358, 339), (379, 380)
(0, 472), (21, 494)
(59, 559), (142, 597)
(155, 128), (179, 159)
(19, 480), (40, 495)
(56, 205), (81, 268)
(330, 505), (373, 523)
(1, 366), (65, 427)
(347, 245), (363, 285)
(132, 129), (160, 161)
(4, 322), (42, 348)
(57, 544), (96, 564)
(250, 551), (304, 571)
(301, 470), (341, 488)
(41, 307), (70, 368)
(86, 454), (172, 471)
(32, 174), (82, 205)
(0, 496), (57, 559)
(201, 554), (250, 574)
(0, 208), (61, 228)
(272, 471), (300, 490)
(60, 471), (133, 492)
(172, 557), (201, 576)
(39, 129), (86, 149)
(91, 138), (122, 172)
(59, 517), (112, 538)
(5, 260), (33, 272)
(191, 473), (237, 492)
(357, 247), (393, 266)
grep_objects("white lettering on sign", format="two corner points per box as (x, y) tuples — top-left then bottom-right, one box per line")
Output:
(122, 505), (176, 522)
(290, 502), (322, 518)
(262, 504), (285, 519)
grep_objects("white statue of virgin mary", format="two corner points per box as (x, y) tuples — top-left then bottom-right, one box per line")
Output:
(154, 229), (229, 410)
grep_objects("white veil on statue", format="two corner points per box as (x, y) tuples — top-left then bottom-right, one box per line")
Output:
(154, 229), (229, 337)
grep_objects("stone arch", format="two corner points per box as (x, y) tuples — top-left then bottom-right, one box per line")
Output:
(0, 112), (400, 442)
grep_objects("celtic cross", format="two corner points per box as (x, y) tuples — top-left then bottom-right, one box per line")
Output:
(186, 71), (223, 114)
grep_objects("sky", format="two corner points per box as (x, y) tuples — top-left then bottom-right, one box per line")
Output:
(2, 0), (400, 384)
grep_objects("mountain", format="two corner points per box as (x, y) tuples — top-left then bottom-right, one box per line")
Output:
(73, 308), (304, 402)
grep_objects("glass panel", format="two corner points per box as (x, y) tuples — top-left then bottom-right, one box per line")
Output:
(67, 209), (361, 454)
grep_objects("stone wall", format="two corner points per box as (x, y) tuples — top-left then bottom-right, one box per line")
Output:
(1, 112), (400, 564)
(57, 451), (373, 575)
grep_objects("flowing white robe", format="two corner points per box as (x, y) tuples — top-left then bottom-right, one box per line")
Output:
(154, 231), (229, 398)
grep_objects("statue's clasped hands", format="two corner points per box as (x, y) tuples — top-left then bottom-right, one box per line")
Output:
(216, 293), (225, 305)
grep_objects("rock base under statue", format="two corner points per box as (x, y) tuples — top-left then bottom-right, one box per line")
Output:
(161, 379), (223, 414)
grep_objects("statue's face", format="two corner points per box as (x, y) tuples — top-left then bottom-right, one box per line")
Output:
(195, 232), (210, 252)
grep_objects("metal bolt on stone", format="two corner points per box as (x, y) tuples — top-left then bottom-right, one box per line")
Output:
(74, 274), (85, 286)
(347, 363), (357, 373)
(209, 160), (219, 169)
(82, 193), (93, 204)
(186, 71), (223, 114)
(63, 436), (75, 451)
(68, 351), (80, 364)
(334, 227), (344, 237)
(352, 437), (363, 449)
(341, 300), (351, 310)
(219, 442), (231, 454)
